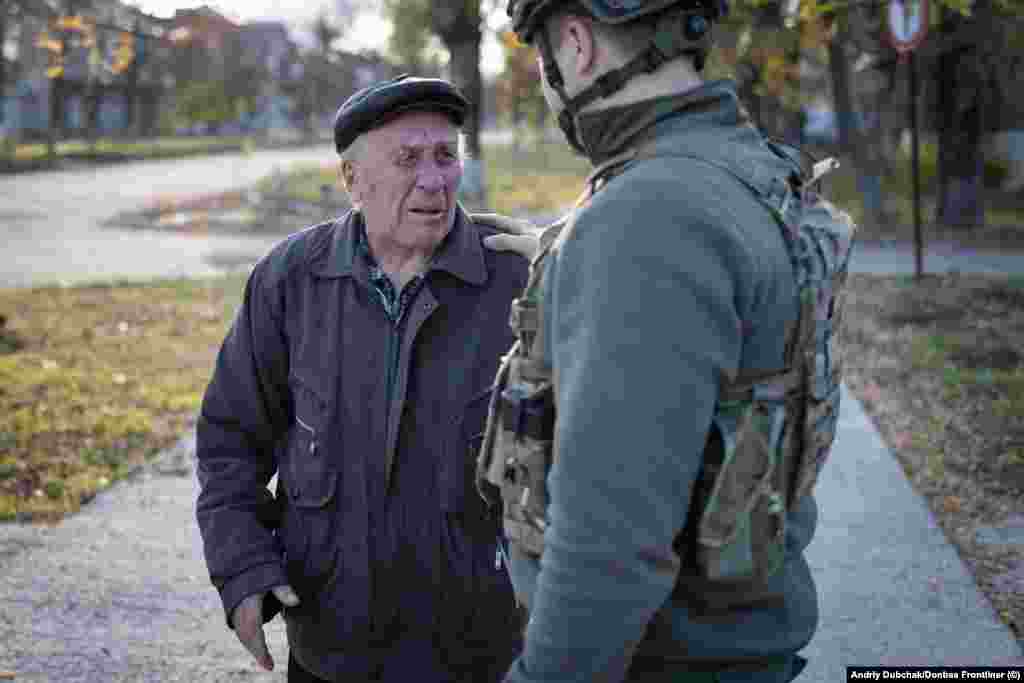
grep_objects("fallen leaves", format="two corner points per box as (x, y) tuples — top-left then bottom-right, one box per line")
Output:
(892, 431), (913, 451)
(842, 273), (1024, 644)
(862, 380), (884, 405)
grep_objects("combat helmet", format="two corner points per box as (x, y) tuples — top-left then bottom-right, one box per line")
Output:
(506, 0), (729, 153)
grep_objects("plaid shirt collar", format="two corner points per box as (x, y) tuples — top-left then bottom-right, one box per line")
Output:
(355, 221), (432, 327)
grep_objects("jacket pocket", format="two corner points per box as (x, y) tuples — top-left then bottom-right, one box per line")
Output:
(286, 373), (335, 508)
(279, 373), (340, 595)
(444, 386), (495, 514)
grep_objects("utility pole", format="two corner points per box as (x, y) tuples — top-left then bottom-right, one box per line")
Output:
(886, 0), (929, 280)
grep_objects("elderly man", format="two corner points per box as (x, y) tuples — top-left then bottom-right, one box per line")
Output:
(195, 76), (527, 683)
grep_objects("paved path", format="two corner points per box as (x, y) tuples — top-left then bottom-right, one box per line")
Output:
(850, 240), (1024, 276)
(802, 388), (1024, 680)
(0, 155), (1022, 680)
(0, 144), (333, 289)
(0, 436), (287, 682)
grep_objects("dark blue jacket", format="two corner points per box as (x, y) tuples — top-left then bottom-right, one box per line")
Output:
(196, 208), (528, 681)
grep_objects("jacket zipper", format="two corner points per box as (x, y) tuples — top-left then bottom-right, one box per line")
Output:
(383, 321), (401, 482)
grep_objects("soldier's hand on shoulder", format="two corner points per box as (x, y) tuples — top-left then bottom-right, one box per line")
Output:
(474, 213), (541, 261)
(231, 584), (300, 671)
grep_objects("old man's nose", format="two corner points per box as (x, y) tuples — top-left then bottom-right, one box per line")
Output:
(416, 166), (448, 193)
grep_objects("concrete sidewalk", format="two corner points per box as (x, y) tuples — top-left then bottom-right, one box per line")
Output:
(796, 249), (1024, 675)
(849, 240), (1024, 276)
(800, 387), (1024, 679)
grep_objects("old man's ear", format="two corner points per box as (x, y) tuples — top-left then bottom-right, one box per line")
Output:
(340, 161), (355, 193)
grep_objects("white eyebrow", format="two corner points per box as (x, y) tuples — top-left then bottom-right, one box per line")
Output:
(397, 140), (459, 151)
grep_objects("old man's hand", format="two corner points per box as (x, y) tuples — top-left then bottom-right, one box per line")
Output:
(474, 213), (541, 261)
(231, 584), (300, 671)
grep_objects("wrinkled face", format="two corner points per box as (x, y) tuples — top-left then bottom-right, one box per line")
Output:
(348, 111), (463, 255)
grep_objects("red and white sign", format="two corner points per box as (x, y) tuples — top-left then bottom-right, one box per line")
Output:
(886, 0), (930, 55)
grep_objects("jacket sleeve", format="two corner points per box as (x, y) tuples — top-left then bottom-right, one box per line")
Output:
(195, 257), (292, 628)
(504, 165), (757, 683)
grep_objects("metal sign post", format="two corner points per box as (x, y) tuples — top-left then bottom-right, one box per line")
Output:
(886, 0), (930, 280)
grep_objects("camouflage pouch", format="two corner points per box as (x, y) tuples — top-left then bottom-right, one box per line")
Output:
(786, 198), (854, 504)
(696, 394), (789, 583)
(677, 149), (855, 588)
(476, 319), (557, 558)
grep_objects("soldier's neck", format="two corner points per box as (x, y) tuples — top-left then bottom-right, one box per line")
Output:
(578, 59), (703, 116)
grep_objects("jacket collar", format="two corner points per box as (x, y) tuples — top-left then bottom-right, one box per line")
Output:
(310, 206), (487, 286)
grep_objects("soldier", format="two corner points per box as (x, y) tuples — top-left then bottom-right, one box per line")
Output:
(478, 1), (857, 682)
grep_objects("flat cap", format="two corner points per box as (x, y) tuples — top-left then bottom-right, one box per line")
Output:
(333, 74), (469, 154)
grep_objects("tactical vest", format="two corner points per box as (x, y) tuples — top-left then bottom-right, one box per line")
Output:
(476, 139), (857, 609)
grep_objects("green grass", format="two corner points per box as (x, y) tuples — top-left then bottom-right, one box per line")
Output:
(482, 142), (590, 215)
(7, 136), (253, 163)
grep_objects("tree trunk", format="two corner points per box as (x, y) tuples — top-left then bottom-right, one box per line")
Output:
(127, 24), (140, 139)
(48, 78), (61, 166)
(784, 20), (804, 146)
(430, 1), (486, 207)
(828, 16), (886, 224)
(933, 7), (987, 230)
(0, 3), (7, 108)
(0, 2), (7, 166)
(87, 83), (99, 153)
(828, 19), (857, 154)
(445, 36), (485, 206)
(736, 63), (762, 130)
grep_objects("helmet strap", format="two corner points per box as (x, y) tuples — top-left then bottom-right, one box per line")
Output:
(535, 28), (588, 154)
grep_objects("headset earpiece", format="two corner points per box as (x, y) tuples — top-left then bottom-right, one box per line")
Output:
(684, 13), (709, 41)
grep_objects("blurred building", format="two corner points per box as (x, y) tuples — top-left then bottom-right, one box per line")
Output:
(0, 2), (406, 142)
(290, 48), (402, 135)
(235, 21), (304, 134)
(1, 0), (172, 140)
(167, 5), (238, 87)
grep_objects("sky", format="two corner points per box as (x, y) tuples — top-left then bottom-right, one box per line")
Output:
(130, 1), (508, 76)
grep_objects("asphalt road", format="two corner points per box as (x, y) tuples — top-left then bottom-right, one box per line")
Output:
(0, 144), (334, 289)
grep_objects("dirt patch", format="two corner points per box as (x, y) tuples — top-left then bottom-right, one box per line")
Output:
(0, 315), (24, 355)
(841, 273), (1024, 644)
